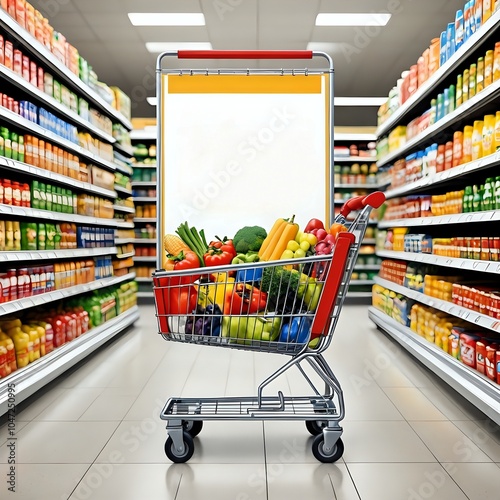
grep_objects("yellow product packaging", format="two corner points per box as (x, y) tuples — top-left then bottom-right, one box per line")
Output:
(21, 325), (40, 362)
(5, 327), (30, 368)
(0, 331), (16, 373)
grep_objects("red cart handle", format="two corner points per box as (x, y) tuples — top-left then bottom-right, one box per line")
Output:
(177, 50), (313, 59)
(340, 191), (386, 218)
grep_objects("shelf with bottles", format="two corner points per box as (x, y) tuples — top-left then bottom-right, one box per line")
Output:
(0, 5), (132, 130)
(0, 283), (139, 413)
(378, 7), (500, 136)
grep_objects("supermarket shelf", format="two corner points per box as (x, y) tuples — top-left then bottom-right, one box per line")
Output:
(133, 238), (156, 244)
(376, 250), (500, 275)
(114, 185), (133, 196)
(335, 133), (377, 141)
(383, 151), (500, 199)
(134, 217), (156, 223)
(333, 156), (377, 162)
(114, 238), (135, 245)
(130, 129), (157, 140)
(137, 291), (154, 298)
(379, 209), (500, 229)
(131, 181), (157, 187)
(0, 306), (139, 416)
(346, 292), (373, 298)
(0, 272), (135, 317)
(116, 251), (135, 259)
(133, 256), (157, 263)
(0, 246), (117, 263)
(0, 203), (127, 227)
(361, 239), (377, 244)
(355, 265), (381, 270)
(113, 142), (134, 157)
(349, 280), (374, 285)
(114, 162), (133, 176)
(0, 9), (133, 130)
(133, 196), (157, 202)
(135, 277), (153, 283)
(0, 156), (117, 198)
(376, 9), (500, 137)
(377, 78), (500, 168)
(335, 183), (380, 189)
(0, 105), (117, 172)
(0, 64), (115, 144)
(113, 204), (135, 214)
(374, 277), (500, 334)
(114, 220), (134, 229)
(369, 306), (500, 425)
(133, 163), (157, 169)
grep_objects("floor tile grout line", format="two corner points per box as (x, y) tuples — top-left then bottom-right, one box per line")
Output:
(65, 463), (95, 500)
(327, 472), (338, 500)
(173, 472), (183, 500)
(342, 462), (362, 500)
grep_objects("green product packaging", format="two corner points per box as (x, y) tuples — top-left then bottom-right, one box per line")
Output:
(56, 188), (63, 212)
(53, 80), (62, 102)
(21, 222), (37, 251)
(448, 85), (455, 114)
(11, 132), (18, 161)
(4, 132), (12, 159)
(18, 136), (24, 163)
(37, 223), (46, 250)
(39, 183), (47, 210)
(483, 178), (495, 211)
(463, 185), (473, 213)
(54, 224), (62, 250)
(61, 189), (68, 213)
(46, 185), (53, 212)
(31, 180), (40, 209)
(0, 134), (4, 157)
(495, 177), (500, 210)
(45, 224), (56, 250)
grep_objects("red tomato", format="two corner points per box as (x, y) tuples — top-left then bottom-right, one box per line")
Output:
(304, 218), (325, 233)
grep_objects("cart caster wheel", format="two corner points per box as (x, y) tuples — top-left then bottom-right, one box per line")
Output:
(165, 431), (194, 463)
(306, 420), (327, 436)
(183, 420), (203, 437)
(311, 435), (344, 463)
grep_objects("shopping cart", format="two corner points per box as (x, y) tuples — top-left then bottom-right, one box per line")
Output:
(153, 191), (385, 463)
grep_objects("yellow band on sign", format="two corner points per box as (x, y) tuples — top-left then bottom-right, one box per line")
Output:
(167, 74), (322, 94)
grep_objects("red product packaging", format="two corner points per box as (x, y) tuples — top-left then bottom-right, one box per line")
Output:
(476, 341), (487, 374)
(49, 317), (66, 347)
(459, 333), (480, 369)
(485, 344), (499, 380)
(0, 35), (4, 65)
(1, 0), (7, 11)
(37, 66), (44, 92)
(22, 54), (29, 81)
(7, 0), (15, 18)
(13, 48), (22, 75)
(25, 1), (35, 35)
(30, 60), (37, 86)
(15, 0), (25, 28)
(4, 41), (13, 69)
(63, 314), (77, 342)
(43, 322), (54, 354)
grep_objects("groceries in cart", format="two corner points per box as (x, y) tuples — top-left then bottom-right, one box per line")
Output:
(155, 215), (349, 349)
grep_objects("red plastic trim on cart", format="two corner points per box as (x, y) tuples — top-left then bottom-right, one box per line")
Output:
(310, 231), (356, 339)
(177, 50), (314, 59)
(340, 191), (385, 218)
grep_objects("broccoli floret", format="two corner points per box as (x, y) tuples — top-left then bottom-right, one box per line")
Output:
(232, 226), (267, 254)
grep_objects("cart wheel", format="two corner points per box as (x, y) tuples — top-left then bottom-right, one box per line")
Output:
(305, 420), (327, 436)
(311, 435), (344, 463)
(165, 432), (194, 463)
(183, 420), (203, 437)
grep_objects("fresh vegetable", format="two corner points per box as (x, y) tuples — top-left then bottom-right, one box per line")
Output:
(259, 216), (299, 261)
(260, 265), (300, 302)
(303, 281), (323, 311)
(221, 315), (281, 344)
(185, 304), (222, 336)
(304, 218), (324, 233)
(197, 272), (235, 309)
(223, 283), (268, 315)
(329, 223), (348, 238)
(165, 284), (198, 316)
(176, 222), (209, 266)
(163, 234), (191, 256)
(164, 250), (201, 284)
(232, 226), (267, 254)
(279, 317), (312, 344)
(204, 238), (236, 267)
(232, 252), (260, 264)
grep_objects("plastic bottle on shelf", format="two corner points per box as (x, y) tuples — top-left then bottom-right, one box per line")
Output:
(482, 114), (496, 155)
(456, 74), (463, 107)
(485, 50), (494, 86)
(0, 332), (16, 374)
(463, 185), (473, 212)
(483, 178), (495, 211)
(472, 185), (482, 211)
(453, 131), (463, 167)
(463, 68), (470, 103)
(475, 0), (483, 30)
(472, 120), (484, 159)
(494, 111), (500, 150)
(469, 63), (477, 98)
(483, 0), (492, 23)
(477, 57), (485, 93)
(462, 125), (473, 163)
(495, 176), (500, 209)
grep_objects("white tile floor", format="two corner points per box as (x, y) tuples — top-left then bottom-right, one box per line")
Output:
(1, 303), (500, 500)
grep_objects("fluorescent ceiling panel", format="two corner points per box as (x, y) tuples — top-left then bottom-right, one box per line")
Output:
(334, 97), (387, 106)
(128, 13), (205, 26)
(147, 97), (157, 106)
(146, 42), (213, 53)
(316, 13), (391, 26)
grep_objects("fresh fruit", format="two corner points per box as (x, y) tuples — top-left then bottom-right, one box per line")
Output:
(329, 223), (348, 238)
(301, 232), (318, 246)
(280, 249), (295, 259)
(299, 241), (310, 252)
(294, 248), (306, 258)
(259, 216), (299, 261)
(287, 240), (300, 252)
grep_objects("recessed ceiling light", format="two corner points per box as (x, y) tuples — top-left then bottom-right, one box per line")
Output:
(128, 13), (205, 26)
(145, 42), (213, 53)
(334, 97), (387, 106)
(316, 13), (391, 26)
(147, 97), (157, 106)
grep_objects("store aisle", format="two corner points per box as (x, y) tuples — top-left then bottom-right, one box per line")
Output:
(1, 304), (500, 500)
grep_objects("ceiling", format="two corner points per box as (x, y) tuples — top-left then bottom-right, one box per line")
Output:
(27, 0), (467, 125)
